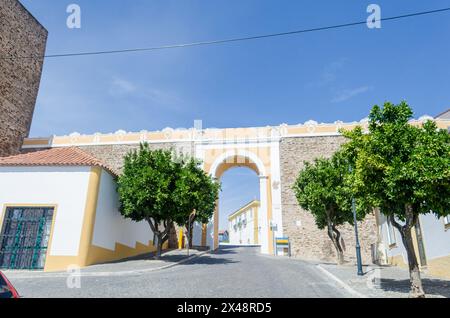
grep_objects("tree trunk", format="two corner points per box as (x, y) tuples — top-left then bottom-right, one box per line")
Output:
(327, 223), (344, 265)
(402, 228), (425, 298)
(157, 237), (164, 258)
(146, 218), (171, 260)
(184, 222), (194, 250)
(185, 213), (196, 251)
(332, 225), (345, 265)
(390, 208), (425, 298)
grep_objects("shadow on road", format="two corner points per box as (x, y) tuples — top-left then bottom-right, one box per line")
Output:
(179, 254), (238, 266)
(379, 278), (450, 298)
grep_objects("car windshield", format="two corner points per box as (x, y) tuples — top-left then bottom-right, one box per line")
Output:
(0, 274), (13, 299)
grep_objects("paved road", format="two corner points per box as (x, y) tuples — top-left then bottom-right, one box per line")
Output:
(7, 246), (351, 298)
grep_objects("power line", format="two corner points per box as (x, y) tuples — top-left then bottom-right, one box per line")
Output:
(2, 7), (450, 60)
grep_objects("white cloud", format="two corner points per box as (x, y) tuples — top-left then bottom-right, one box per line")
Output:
(307, 58), (348, 88)
(110, 77), (137, 95)
(331, 86), (371, 103)
(109, 76), (183, 111)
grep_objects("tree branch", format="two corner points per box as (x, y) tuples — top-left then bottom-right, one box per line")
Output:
(389, 214), (404, 233)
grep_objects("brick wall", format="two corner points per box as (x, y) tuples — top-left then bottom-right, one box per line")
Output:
(279, 136), (378, 264)
(0, 0), (47, 157)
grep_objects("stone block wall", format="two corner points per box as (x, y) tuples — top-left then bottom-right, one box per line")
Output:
(79, 141), (195, 174)
(279, 136), (378, 264)
(0, 0), (47, 157)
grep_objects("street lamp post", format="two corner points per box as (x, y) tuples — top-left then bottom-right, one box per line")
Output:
(349, 165), (364, 276)
(352, 196), (364, 276)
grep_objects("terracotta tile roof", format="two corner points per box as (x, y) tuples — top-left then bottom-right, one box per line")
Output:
(0, 147), (117, 176)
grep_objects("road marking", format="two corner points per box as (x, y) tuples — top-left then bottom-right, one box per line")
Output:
(316, 264), (367, 298)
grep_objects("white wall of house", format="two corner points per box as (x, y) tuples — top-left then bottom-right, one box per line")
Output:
(0, 166), (91, 256)
(192, 222), (202, 246)
(229, 206), (258, 245)
(92, 169), (154, 250)
(419, 213), (450, 260)
(378, 211), (450, 264)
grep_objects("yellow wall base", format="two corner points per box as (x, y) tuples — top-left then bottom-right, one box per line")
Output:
(425, 255), (450, 280)
(388, 254), (450, 280)
(44, 240), (169, 272)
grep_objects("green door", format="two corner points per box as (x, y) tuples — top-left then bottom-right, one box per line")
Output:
(0, 207), (54, 270)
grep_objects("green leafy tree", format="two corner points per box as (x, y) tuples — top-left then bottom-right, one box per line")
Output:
(117, 143), (181, 259)
(293, 152), (365, 264)
(173, 158), (220, 249)
(342, 101), (450, 298)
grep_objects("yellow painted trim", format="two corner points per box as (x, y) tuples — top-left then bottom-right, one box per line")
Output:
(22, 119), (450, 148)
(80, 166), (103, 266)
(411, 224), (426, 268)
(87, 240), (161, 265)
(44, 240), (166, 272)
(21, 138), (51, 146)
(178, 229), (184, 249)
(425, 255), (450, 279)
(214, 199), (219, 250)
(43, 166), (102, 271)
(228, 200), (260, 221)
(201, 224), (207, 246)
(388, 254), (408, 269)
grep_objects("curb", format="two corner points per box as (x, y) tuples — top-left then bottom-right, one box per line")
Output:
(5, 250), (210, 279)
(316, 264), (367, 298)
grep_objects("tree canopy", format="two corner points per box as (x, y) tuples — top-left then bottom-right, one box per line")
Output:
(117, 143), (220, 257)
(293, 152), (366, 264)
(342, 101), (450, 297)
(117, 144), (182, 257)
(172, 157), (220, 247)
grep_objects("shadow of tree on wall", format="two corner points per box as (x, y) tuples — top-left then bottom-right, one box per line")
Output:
(379, 278), (450, 298)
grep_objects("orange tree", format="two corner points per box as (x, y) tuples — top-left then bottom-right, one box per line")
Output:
(342, 101), (450, 298)
(117, 143), (182, 259)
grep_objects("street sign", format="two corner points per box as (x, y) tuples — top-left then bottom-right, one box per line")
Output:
(275, 237), (291, 257)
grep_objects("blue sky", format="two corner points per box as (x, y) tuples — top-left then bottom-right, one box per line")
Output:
(21, 0), (450, 229)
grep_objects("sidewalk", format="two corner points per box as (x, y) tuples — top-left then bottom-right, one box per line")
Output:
(3, 248), (209, 278)
(317, 262), (450, 298)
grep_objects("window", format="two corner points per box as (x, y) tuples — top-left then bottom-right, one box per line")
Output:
(0, 207), (54, 270)
(386, 217), (397, 246)
(444, 215), (450, 228)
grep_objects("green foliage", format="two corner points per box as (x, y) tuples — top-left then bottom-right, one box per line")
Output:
(117, 142), (220, 248)
(342, 101), (450, 221)
(293, 152), (363, 230)
(172, 157), (221, 227)
(117, 143), (181, 224)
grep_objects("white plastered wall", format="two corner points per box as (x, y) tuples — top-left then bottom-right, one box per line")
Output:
(0, 166), (91, 256)
(92, 169), (154, 250)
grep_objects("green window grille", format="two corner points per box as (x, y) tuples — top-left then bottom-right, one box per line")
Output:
(0, 207), (54, 270)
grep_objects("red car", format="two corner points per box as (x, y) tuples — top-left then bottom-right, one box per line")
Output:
(0, 271), (20, 299)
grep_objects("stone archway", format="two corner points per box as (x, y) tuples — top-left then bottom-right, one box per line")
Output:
(198, 144), (282, 255)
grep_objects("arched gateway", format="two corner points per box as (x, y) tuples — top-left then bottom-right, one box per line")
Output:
(21, 117), (449, 261)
